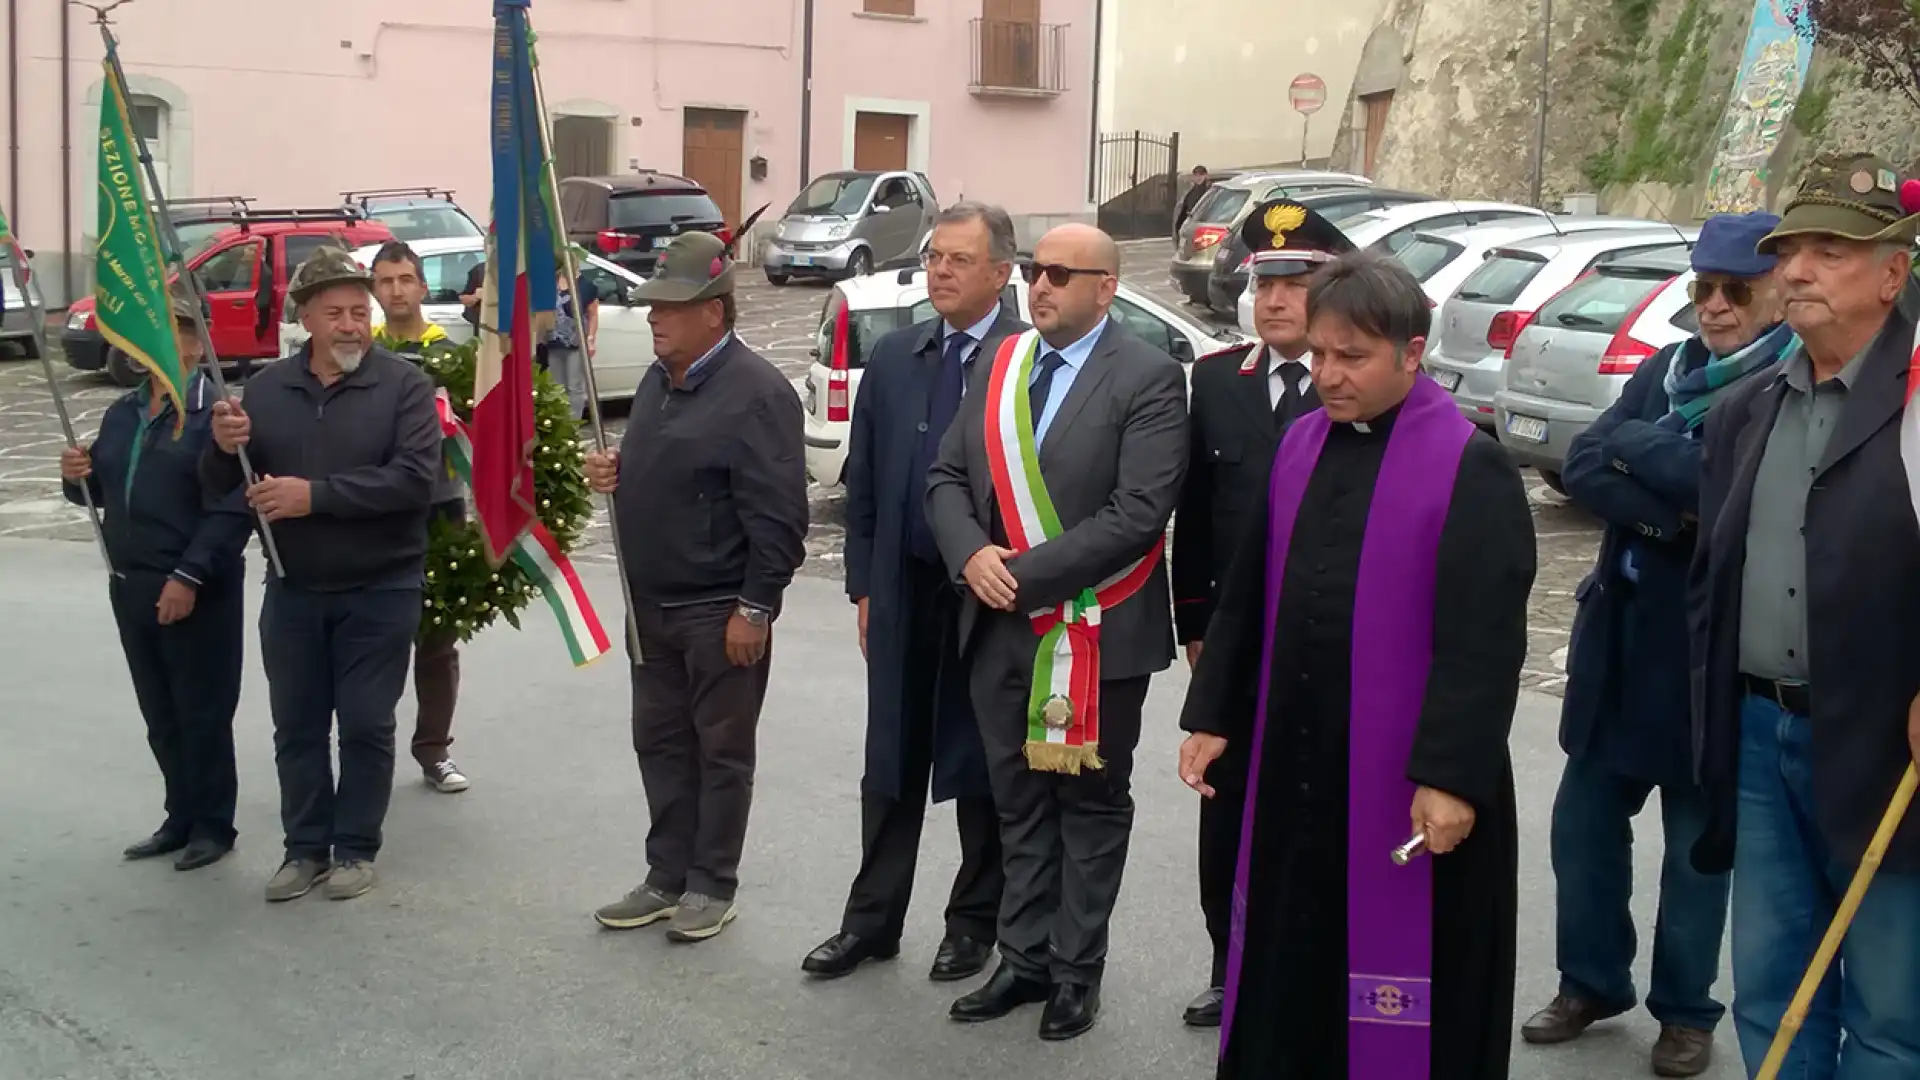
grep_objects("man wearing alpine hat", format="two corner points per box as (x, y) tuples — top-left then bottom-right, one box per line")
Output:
(1170, 198), (1353, 1028)
(203, 247), (444, 904)
(584, 230), (808, 944)
(1690, 151), (1920, 1079)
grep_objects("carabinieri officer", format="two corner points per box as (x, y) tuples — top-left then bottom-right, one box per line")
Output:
(61, 289), (251, 872)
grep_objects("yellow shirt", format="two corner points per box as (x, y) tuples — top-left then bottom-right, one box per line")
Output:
(373, 321), (449, 346)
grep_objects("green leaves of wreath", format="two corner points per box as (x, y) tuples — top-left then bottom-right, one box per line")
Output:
(382, 333), (596, 644)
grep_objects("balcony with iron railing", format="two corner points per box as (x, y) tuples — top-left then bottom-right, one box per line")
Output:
(968, 18), (1067, 98)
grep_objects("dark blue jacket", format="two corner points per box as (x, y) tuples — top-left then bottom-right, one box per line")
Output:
(844, 307), (1025, 803)
(1559, 343), (1703, 787)
(64, 373), (250, 586)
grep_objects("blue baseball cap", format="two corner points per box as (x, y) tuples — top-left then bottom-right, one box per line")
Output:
(1692, 212), (1780, 277)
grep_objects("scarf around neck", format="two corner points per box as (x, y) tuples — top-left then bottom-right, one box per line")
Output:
(1659, 321), (1797, 432)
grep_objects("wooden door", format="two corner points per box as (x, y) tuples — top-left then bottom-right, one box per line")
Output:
(682, 108), (746, 228)
(1362, 91), (1394, 176)
(980, 0), (1039, 89)
(853, 112), (911, 172)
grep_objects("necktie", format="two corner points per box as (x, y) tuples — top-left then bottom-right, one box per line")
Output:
(1030, 351), (1067, 435)
(1275, 359), (1307, 428)
(909, 332), (973, 563)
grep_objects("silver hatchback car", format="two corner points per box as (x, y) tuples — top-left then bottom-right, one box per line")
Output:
(763, 170), (937, 284)
(1425, 225), (1698, 431)
(1495, 248), (1699, 491)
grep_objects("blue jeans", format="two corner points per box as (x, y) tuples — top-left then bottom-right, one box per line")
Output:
(1731, 694), (1920, 1080)
(1551, 753), (1731, 1029)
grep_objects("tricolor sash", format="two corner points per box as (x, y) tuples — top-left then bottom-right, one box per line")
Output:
(1220, 374), (1473, 1079)
(982, 329), (1161, 774)
(434, 390), (611, 667)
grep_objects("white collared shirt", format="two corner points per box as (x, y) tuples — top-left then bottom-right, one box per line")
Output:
(1267, 345), (1313, 410)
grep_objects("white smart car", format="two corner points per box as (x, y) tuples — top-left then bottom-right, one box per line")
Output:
(802, 263), (1245, 487)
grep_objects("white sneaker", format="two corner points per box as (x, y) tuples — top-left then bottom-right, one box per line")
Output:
(426, 759), (470, 793)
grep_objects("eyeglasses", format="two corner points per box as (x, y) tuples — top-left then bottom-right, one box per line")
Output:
(1020, 261), (1113, 287)
(1688, 278), (1755, 307)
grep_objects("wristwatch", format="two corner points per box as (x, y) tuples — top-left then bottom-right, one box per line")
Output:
(735, 603), (769, 626)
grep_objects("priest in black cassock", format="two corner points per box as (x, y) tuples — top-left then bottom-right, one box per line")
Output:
(1170, 198), (1355, 1028)
(1177, 251), (1535, 1080)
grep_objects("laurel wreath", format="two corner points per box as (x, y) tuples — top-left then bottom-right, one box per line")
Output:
(383, 333), (596, 643)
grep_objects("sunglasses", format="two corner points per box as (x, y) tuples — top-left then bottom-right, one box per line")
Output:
(1688, 278), (1755, 307)
(1020, 261), (1112, 287)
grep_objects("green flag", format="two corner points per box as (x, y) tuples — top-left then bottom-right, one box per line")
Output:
(93, 59), (187, 432)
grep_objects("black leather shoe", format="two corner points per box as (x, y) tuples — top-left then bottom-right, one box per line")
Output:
(174, 839), (231, 872)
(801, 932), (898, 979)
(929, 935), (992, 982)
(1183, 986), (1223, 1027)
(1040, 982), (1100, 1041)
(949, 962), (1050, 1022)
(123, 831), (187, 860)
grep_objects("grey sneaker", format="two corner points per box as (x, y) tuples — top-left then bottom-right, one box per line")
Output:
(324, 860), (377, 901)
(593, 884), (680, 930)
(426, 759), (470, 793)
(665, 892), (738, 942)
(264, 858), (330, 903)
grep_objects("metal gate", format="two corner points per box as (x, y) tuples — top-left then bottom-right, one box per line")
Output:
(1093, 130), (1180, 239)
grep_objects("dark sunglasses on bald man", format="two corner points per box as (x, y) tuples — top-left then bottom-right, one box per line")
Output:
(1021, 261), (1112, 287)
(1688, 278), (1755, 307)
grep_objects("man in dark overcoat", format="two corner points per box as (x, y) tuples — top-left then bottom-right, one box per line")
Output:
(1523, 213), (1791, 1078)
(802, 201), (1025, 982)
(1691, 152), (1920, 1078)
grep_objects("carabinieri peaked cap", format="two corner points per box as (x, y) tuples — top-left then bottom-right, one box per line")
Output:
(1239, 198), (1358, 278)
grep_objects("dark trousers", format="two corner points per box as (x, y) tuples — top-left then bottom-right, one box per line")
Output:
(411, 629), (459, 769)
(260, 581), (421, 863)
(841, 559), (1003, 945)
(1551, 752), (1730, 1030)
(1197, 776), (1247, 986)
(108, 570), (244, 846)
(971, 614), (1149, 986)
(630, 600), (771, 902)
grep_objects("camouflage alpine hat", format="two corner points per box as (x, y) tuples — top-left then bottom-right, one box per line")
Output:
(1757, 152), (1920, 254)
(289, 245), (375, 305)
(630, 231), (734, 304)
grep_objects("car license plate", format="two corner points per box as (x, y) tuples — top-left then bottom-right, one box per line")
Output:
(1505, 413), (1548, 442)
(792, 255), (813, 267)
(1430, 369), (1461, 392)
(652, 236), (670, 249)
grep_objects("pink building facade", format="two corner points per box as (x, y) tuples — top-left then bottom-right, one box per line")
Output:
(2, 0), (1097, 304)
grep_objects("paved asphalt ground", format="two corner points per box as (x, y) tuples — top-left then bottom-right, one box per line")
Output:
(0, 535), (1745, 1080)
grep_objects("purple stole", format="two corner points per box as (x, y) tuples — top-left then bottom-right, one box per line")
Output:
(1219, 375), (1473, 1078)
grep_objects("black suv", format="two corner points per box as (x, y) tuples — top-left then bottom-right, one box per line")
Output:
(558, 173), (729, 275)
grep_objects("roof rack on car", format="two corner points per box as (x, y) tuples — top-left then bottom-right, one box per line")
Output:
(217, 206), (370, 232)
(163, 195), (254, 209)
(340, 187), (456, 203)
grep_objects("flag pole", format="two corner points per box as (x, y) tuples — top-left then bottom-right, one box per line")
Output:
(89, 8), (284, 578)
(523, 13), (645, 665)
(1, 207), (116, 574)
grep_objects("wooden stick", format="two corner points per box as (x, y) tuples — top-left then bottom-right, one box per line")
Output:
(1754, 763), (1918, 1079)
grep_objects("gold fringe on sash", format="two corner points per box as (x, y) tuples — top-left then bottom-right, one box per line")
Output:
(1023, 741), (1105, 775)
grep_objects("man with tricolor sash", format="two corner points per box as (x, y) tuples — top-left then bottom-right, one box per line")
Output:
(203, 248), (444, 904)
(1179, 252), (1535, 1079)
(925, 223), (1188, 1041)
(1689, 151), (1920, 1080)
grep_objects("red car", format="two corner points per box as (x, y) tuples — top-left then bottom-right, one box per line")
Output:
(63, 207), (392, 384)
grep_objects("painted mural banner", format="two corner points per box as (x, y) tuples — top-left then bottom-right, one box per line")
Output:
(1704, 0), (1814, 214)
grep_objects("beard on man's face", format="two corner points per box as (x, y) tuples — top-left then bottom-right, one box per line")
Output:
(330, 342), (369, 372)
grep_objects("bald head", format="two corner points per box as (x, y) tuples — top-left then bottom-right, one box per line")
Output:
(1028, 223), (1121, 345)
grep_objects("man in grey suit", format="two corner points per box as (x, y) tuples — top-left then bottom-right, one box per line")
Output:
(927, 222), (1189, 1041)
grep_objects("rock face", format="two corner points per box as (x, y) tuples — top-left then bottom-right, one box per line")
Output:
(1334, 0), (1920, 215)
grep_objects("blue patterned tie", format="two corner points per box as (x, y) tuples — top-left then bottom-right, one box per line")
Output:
(909, 331), (973, 563)
(1029, 350), (1066, 434)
